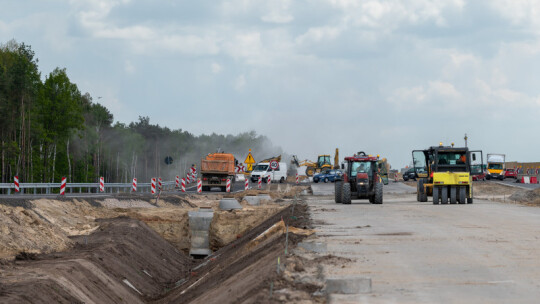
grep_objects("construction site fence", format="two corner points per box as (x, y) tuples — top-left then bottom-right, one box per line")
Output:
(0, 181), (177, 195)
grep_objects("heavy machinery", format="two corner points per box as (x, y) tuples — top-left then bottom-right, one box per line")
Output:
(200, 152), (237, 192)
(412, 144), (482, 204)
(335, 152), (389, 205)
(292, 148), (340, 176)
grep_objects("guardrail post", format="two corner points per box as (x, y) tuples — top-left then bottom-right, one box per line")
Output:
(8, 188), (11, 195)
(34, 187), (37, 195)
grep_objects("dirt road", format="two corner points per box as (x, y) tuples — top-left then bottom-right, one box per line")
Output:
(308, 183), (540, 303)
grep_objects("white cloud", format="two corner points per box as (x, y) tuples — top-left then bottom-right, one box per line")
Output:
(124, 60), (135, 74)
(234, 74), (246, 91)
(261, 0), (294, 23)
(211, 63), (222, 74)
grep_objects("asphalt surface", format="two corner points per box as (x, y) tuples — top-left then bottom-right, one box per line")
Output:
(306, 182), (540, 303)
(492, 178), (540, 190)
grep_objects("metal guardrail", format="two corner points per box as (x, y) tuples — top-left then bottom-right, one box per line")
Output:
(0, 181), (179, 195)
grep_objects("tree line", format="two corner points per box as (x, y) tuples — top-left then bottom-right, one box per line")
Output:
(0, 40), (282, 184)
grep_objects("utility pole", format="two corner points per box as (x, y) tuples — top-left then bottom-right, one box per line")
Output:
(464, 133), (468, 147)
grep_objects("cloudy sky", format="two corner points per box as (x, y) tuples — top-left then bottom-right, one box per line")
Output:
(2, 0), (540, 168)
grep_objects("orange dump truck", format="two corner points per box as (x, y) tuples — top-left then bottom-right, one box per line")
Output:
(200, 153), (237, 192)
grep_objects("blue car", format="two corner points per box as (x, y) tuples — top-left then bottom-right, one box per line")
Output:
(313, 169), (342, 183)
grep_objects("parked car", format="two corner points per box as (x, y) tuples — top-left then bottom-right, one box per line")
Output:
(504, 168), (518, 179)
(402, 168), (417, 181)
(313, 169), (342, 183)
(471, 164), (486, 181)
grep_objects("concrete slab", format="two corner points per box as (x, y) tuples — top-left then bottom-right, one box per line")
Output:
(219, 198), (243, 210)
(298, 241), (327, 254)
(257, 194), (272, 202)
(325, 276), (372, 294)
(243, 196), (260, 206)
(188, 210), (214, 256)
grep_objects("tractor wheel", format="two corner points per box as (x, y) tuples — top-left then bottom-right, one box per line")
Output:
(418, 179), (428, 202)
(450, 186), (457, 204)
(324, 177), (329, 183)
(459, 186), (466, 204)
(467, 186), (474, 204)
(433, 186), (439, 204)
(373, 182), (383, 204)
(341, 183), (352, 205)
(306, 167), (315, 177)
(441, 186), (448, 204)
(335, 181), (343, 204)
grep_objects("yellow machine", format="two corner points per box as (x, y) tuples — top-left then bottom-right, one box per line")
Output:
(412, 144), (483, 204)
(292, 148), (339, 176)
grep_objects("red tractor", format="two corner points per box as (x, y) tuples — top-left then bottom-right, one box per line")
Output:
(335, 152), (389, 204)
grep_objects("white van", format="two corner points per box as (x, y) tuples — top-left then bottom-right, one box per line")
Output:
(250, 162), (288, 183)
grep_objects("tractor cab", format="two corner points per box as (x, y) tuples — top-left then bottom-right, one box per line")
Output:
(412, 144), (483, 204)
(335, 152), (389, 205)
(317, 155), (332, 170)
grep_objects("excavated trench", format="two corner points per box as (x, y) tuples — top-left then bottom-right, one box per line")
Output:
(0, 187), (320, 303)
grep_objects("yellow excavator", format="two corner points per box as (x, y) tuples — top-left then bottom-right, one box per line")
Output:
(292, 148), (340, 176)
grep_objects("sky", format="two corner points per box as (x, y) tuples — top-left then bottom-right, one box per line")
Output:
(1, 0), (540, 168)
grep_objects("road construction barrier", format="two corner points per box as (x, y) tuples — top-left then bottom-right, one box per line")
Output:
(175, 176), (180, 188)
(192, 172), (196, 181)
(226, 179), (231, 192)
(236, 163), (245, 173)
(186, 174), (191, 184)
(521, 176), (530, 184)
(158, 177), (162, 190)
(132, 178), (137, 192)
(197, 179), (202, 193)
(99, 177), (104, 192)
(267, 175), (271, 185)
(245, 178), (249, 191)
(531, 176), (538, 184)
(14, 176), (19, 193)
(151, 178), (156, 194)
(60, 177), (66, 195)
(258, 176), (262, 189)
(181, 178), (186, 192)
(296, 173), (299, 184)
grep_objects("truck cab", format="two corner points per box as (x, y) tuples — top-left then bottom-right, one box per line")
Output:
(486, 153), (505, 180)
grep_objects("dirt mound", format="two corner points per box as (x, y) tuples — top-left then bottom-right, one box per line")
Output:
(509, 188), (540, 206)
(0, 217), (195, 303)
(0, 204), (73, 260)
(473, 182), (518, 196)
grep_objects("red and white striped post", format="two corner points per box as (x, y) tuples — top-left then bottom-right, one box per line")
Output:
(132, 178), (137, 192)
(99, 177), (105, 192)
(181, 178), (186, 192)
(245, 178), (249, 191)
(158, 177), (162, 190)
(151, 178), (156, 194)
(267, 175), (272, 185)
(175, 176), (180, 188)
(14, 176), (19, 193)
(258, 176), (262, 189)
(226, 178), (231, 192)
(197, 179), (202, 193)
(295, 173), (299, 184)
(191, 171), (196, 182)
(60, 177), (66, 195)
(186, 174), (191, 184)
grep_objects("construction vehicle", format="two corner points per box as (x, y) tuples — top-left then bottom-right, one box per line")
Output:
(486, 153), (505, 180)
(200, 152), (237, 192)
(292, 148), (340, 176)
(412, 144), (482, 204)
(334, 152), (388, 204)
